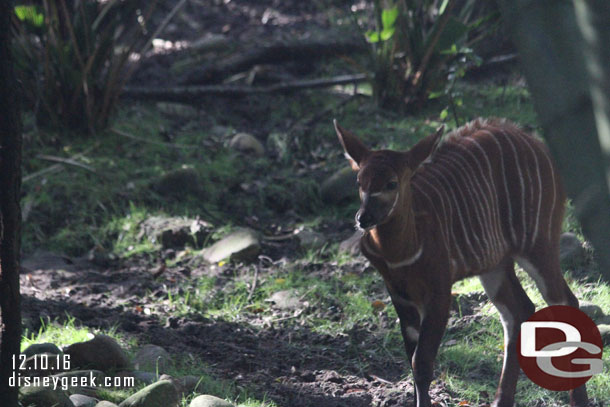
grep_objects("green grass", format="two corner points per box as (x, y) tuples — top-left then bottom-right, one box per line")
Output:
(21, 316), (93, 352)
(164, 247), (391, 333)
(21, 315), (137, 353)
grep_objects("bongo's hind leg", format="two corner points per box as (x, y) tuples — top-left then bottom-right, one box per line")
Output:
(480, 259), (535, 407)
(515, 252), (588, 407)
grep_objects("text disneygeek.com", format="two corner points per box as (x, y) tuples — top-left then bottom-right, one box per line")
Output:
(9, 371), (135, 390)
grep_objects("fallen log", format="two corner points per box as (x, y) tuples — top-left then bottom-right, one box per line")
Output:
(178, 38), (368, 85)
(122, 73), (369, 102)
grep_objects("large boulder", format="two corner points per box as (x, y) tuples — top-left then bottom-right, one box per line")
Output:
(64, 335), (130, 371)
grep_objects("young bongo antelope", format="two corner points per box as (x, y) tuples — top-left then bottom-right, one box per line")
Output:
(333, 118), (588, 407)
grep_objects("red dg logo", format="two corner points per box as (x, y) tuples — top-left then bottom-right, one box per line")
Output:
(517, 305), (604, 391)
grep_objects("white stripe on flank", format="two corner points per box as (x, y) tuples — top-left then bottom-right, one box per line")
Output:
(412, 183), (453, 273)
(435, 154), (489, 264)
(487, 131), (518, 246)
(462, 137), (509, 252)
(501, 132), (527, 250)
(542, 148), (557, 241)
(427, 165), (482, 269)
(418, 173), (467, 268)
(513, 132), (542, 249)
(441, 151), (499, 261)
(414, 177), (466, 268)
(454, 141), (506, 259)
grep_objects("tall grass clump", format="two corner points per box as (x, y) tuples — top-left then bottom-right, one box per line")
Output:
(12, 0), (157, 133)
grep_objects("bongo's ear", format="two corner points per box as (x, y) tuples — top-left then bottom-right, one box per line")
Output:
(333, 119), (370, 170)
(406, 125), (444, 170)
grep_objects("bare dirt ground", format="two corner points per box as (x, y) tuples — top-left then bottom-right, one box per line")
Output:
(21, 249), (449, 407)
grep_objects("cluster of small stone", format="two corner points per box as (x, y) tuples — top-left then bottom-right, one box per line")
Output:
(19, 335), (235, 407)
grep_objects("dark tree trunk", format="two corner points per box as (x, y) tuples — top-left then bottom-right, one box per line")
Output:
(497, 0), (610, 281)
(0, 0), (23, 405)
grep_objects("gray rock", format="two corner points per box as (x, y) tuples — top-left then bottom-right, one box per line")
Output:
(202, 228), (260, 263)
(23, 342), (62, 358)
(320, 167), (358, 205)
(133, 345), (171, 373)
(64, 335), (130, 371)
(598, 324), (610, 346)
(118, 380), (179, 407)
(189, 395), (234, 407)
(267, 290), (302, 310)
(229, 133), (264, 157)
(152, 167), (202, 199)
(20, 385), (74, 407)
(296, 229), (326, 250)
(156, 102), (198, 119)
(139, 216), (212, 249)
(95, 402), (119, 407)
(70, 394), (98, 407)
(559, 232), (586, 264)
(579, 301), (605, 321)
(210, 125), (232, 138)
(266, 132), (289, 161)
(339, 230), (363, 255)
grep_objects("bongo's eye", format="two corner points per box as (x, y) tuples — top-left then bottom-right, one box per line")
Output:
(386, 181), (398, 190)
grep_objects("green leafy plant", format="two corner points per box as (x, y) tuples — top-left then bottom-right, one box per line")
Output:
(12, 0), (157, 133)
(361, 0), (497, 109)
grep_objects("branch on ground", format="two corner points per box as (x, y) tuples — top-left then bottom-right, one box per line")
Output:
(178, 39), (368, 85)
(122, 74), (369, 102)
